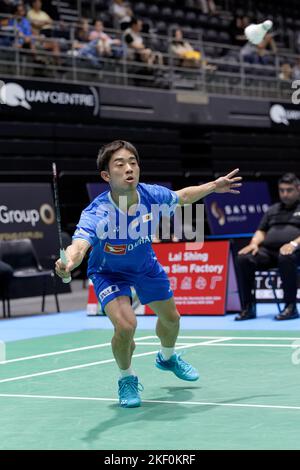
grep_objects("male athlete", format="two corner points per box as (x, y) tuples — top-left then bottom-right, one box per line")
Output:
(55, 140), (242, 408)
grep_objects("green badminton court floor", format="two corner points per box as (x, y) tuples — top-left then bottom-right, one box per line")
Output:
(1, 329), (300, 450)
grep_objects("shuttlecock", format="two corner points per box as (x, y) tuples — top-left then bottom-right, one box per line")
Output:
(244, 20), (273, 45)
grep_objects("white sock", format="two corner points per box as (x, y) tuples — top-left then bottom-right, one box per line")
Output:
(160, 346), (175, 361)
(119, 366), (135, 378)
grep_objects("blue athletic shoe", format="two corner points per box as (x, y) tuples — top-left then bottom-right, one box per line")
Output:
(155, 352), (199, 381)
(118, 375), (143, 408)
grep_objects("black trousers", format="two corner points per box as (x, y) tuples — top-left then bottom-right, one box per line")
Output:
(0, 261), (13, 299)
(236, 247), (300, 308)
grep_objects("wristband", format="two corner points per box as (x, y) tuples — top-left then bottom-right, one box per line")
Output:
(290, 241), (298, 249)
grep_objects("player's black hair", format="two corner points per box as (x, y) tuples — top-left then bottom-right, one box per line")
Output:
(278, 173), (300, 186)
(97, 140), (140, 172)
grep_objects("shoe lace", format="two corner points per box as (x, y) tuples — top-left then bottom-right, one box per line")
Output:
(119, 378), (144, 398)
(176, 352), (193, 372)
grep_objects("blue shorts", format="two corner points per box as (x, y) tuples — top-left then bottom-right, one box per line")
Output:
(90, 262), (173, 313)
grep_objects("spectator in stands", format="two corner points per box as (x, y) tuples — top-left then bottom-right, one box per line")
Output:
(89, 19), (105, 41)
(256, 32), (277, 64)
(241, 33), (277, 65)
(27, 0), (61, 64)
(292, 58), (300, 80)
(124, 18), (163, 66)
(88, 20), (123, 58)
(75, 17), (90, 43)
(76, 38), (103, 67)
(7, 2), (35, 51)
(27, 0), (52, 36)
(229, 15), (249, 47)
(171, 28), (202, 67)
(194, 0), (217, 15)
(171, 28), (216, 70)
(111, 0), (132, 31)
(279, 62), (292, 81)
(236, 173), (300, 321)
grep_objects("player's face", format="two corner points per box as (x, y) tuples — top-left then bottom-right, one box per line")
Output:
(278, 183), (300, 207)
(103, 148), (140, 192)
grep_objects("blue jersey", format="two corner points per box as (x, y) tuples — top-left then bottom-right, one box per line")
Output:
(73, 183), (179, 278)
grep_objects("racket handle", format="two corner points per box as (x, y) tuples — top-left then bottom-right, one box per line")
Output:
(60, 249), (72, 284)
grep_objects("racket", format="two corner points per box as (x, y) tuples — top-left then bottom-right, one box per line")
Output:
(52, 162), (72, 284)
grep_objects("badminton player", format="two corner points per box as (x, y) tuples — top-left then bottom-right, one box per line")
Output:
(55, 140), (242, 408)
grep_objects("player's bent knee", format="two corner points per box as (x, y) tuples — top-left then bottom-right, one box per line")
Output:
(115, 320), (137, 340)
(160, 310), (180, 326)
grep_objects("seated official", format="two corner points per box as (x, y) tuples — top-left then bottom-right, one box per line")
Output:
(236, 173), (300, 321)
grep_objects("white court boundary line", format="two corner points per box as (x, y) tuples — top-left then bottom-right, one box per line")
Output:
(0, 341), (5, 364)
(2, 335), (155, 364)
(0, 335), (297, 384)
(0, 392), (300, 412)
(0, 341), (220, 384)
(178, 336), (300, 340)
(4, 334), (299, 365)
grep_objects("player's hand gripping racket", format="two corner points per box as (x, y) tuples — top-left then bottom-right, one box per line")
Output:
(52, 162), (72, 284)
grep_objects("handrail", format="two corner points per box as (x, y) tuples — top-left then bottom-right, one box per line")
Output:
(0, 15), (297, 100)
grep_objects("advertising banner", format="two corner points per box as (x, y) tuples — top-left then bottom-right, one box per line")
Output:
(269, 102), (300, 129)
(0, 79), (100, 120)
(0, 183), (60, 268)
(146, 241), (230, 315)
(205, 182), (271, 235)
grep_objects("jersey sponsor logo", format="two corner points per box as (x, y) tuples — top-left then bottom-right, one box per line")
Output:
(104, 242), (127, 255)
(99, 285), (120, 301)
(128, 235), (153, 251)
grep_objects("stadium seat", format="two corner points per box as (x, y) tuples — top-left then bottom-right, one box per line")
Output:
(95, 0), (109, 11)
(155, 21), (168, 35)
(0, 239), (60, 317)
(134, 2), (147, 16)
(148, 4), (160, 19)
(161, 7), (173, 22)
(203, 29), (218, 42)
(185, 11), (198, 26)
(174, 9), (185, 24)
(218, 31), (230, 44)
(197, 13), (208, 27)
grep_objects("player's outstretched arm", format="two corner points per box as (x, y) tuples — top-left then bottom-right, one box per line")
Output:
(175, 168), (242, 205)
(55, 238), (91, 280)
